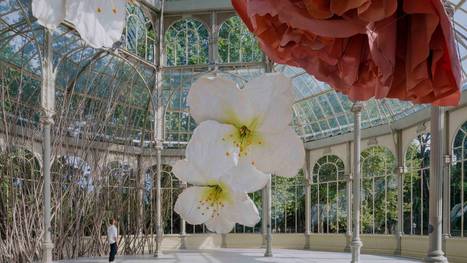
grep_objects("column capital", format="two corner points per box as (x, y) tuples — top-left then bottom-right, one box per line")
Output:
(351, 101), (364, 113)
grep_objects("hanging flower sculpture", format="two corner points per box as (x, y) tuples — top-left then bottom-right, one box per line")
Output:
(232, 0), (461, 106)
(32, 0), (66, 30)
(31, 0), (129, 48)
(173, 121), (269, 233)
(187, 73), (305, 178)
(66, 0), (128, 48)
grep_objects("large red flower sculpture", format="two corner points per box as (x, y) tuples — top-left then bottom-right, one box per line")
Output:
(232, 0), (462, 106)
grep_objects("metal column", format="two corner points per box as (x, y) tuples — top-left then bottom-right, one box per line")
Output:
(304, 150), (311, 249)
(261, 186), (267, 247)
(180, 181), (187, 249)
(396, 130), (404, 255)
(154, 0), (165, 257)
(264, 176), (272, 257)
(426, 106), (448, 263)
(345, 141), (352, 252)
(442, 112), (451, 252)
(350, 102), (363, 263)
(41, 29), (55, 263)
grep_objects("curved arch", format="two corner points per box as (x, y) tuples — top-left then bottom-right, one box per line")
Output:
(450, 121), (467, 237)
(124, 3), (156, 61)
(310, 155), (346, 234)
(144, 164), (182, 234)
(164, 18), (209, 66)
(217, 16), (262, 64)
(403, 132), (431, 236)
(360, 146), (397, 234)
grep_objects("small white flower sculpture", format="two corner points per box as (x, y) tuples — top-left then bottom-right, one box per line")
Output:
(31, 0), (128, 48)
(187, 73), (305, 178)
(173, 121), (269, 233)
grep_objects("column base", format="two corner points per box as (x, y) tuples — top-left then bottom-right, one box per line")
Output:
(153, 250), (163, 258)
(264, 250), (273, 257)
(180, 235), (187, 250)
(350, 240), (363, 263)
(425, 250), (448, 263)
(42, 241), (54, 263)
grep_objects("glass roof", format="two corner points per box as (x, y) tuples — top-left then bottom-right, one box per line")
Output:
(0, 0), (466, 147)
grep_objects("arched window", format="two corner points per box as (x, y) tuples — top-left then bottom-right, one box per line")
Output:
(404, 133), (431, 235)
(218, 16), (263, 63)
(272, 170), (306, 233)
(360, 146), (397, 234)
(165, 19), (209, 66)
(124, 4), (156, 61)
(311, 155), (346, 233)
(451, 121), (467, 237)
(145, 164), (182, 234)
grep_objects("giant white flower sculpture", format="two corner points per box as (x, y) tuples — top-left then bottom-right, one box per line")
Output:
(173, 121), (269, 233)
(31, 0), (128, 48)
(187, 73), (305, 178)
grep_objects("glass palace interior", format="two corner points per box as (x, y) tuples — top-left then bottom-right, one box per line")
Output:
(1, 0), (467, 262)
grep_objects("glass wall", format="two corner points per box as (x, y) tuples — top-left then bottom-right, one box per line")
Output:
(360, 146), (397, 234)
(272, 170), (306, 233)
(311, 155), (347, 233)
(451, 121), (467, 237)
(404, 133), (431, 235)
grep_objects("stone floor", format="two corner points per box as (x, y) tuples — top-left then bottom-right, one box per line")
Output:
(59, 248), (421, 262)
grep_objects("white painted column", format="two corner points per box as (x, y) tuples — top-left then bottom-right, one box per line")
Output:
(426, 106), (448, 263)
(345, 141), (352, 252)
(180, 182), (187, 249)
(304, 150), (311, 249)
(264, 176), (272, 257)
(154, 0), (165, 257)
(41, 29), (55, 263)
(261, 186), (267, 247)
(442, 112), (450, 252)
(351, 102), (363, 263)
(154, 145), (163, 257)
(396, 130), (404, 255)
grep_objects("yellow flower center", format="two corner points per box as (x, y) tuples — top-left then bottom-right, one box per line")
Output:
(197, 182), (231, 218)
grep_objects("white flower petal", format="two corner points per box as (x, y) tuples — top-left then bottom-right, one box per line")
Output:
(66, 0), (127, 48)
(172, 159), (207, 185)
(244, 73), (295, 133)
(32, 0), (66, 29)
(174, 186), (211, 225)
(247, 127), (305, 177)
(224, 193), (260, 227)
(205, 214), (235, 234)
(187, 75), (254, 125)
(220, 162), (269, 193)
(186, 120), (238, 181)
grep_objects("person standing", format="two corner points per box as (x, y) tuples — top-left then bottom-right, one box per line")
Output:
(107, 218), (118, 262)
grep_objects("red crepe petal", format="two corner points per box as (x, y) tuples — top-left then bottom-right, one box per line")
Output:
(232, 0), (461, 106)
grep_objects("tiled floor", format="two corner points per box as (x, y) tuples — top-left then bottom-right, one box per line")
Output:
(59, 248), (421, 262)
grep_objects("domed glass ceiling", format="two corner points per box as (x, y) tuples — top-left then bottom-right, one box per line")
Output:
(0, 0), (465, 146)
